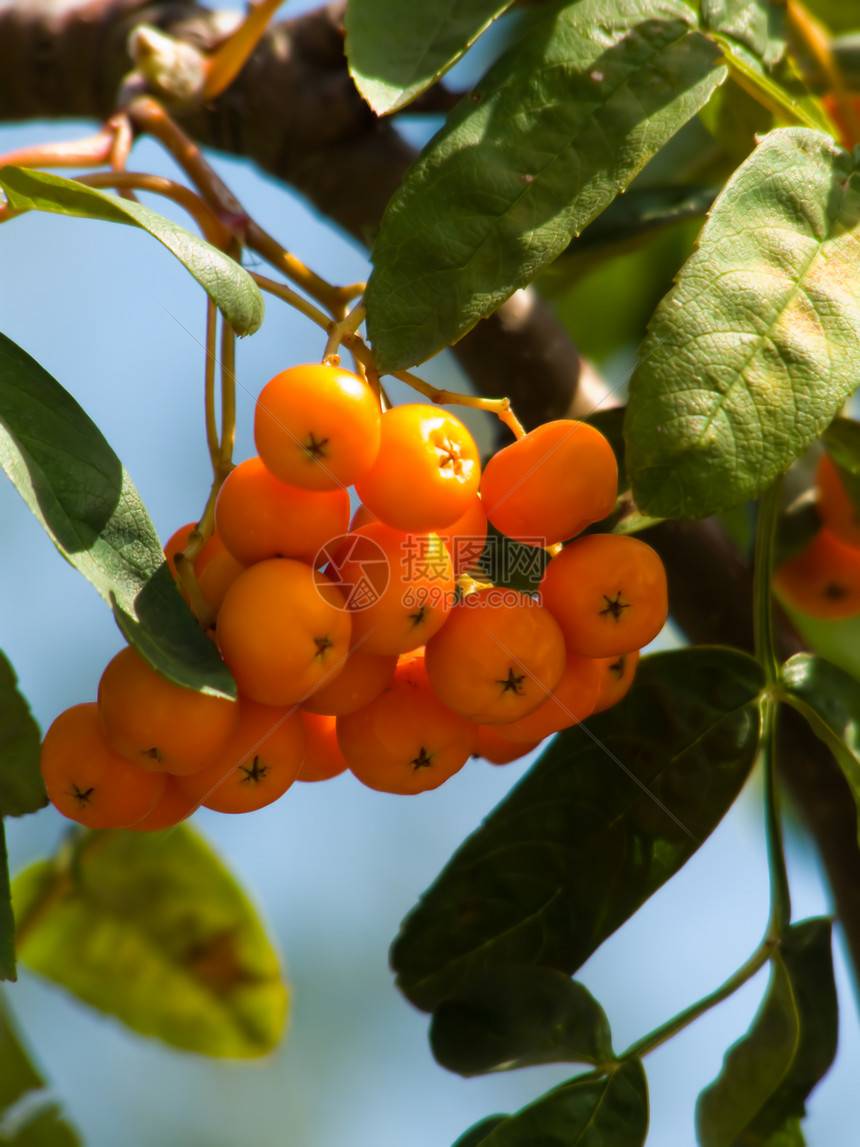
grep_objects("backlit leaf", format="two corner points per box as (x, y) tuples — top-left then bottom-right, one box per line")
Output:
(366, 0), (726, 371)
(463, 1058), (648, 1147)
(0, 167), (263, 337)
(430, 966), (612, 1075)
(0, 651), (44, 818)
(0, 332), (234, 697)
(12, 825), (287, 1058)
(701, 0), (786, 66)
(345, 0), (515, 115)
(392, 648), (764, 1011)
(626, 128), (860, 520)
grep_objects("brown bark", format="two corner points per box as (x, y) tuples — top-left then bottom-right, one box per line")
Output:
(1, 0), (859, 994)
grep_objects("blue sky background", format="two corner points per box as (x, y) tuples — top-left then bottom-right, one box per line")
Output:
(1, 6), (858, 1144)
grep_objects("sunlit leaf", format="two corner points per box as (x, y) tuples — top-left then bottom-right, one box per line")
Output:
(626, 128), (860, 520)
(696, 919), (837, 1145)
(366, 0), (726, 371)
(0, 651), (44, 818)
(701, 0), (786, 65)
(345, 0), (515, 115)
(0, 332), (234, 697)
(12, 826), (288, 1057)
(392, 648), (764, 1010)
(0, 167), (263, 337)
(460, 1058), (648, 1147)
(430, 966), (612, 1076)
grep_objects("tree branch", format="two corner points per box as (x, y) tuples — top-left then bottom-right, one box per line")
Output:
(2, 0), (859, 995)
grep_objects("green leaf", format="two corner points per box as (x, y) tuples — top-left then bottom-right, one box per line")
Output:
(462, 1058), (648, 1147)
(12, 825), (288, 1058)
(366, 0), (726, 371)
(626, 128), (860, 520)
(821, 416), (860, 474)
(696, 919), (837, 1146)
(0, 652), (44, 818)
(0, 167), (263, 337)
(778, 653), (860, 842)
(0, 825), (15, 982)
(0, 990), (81, 1144)
(345, 0), (515, 115)
(567, 184), (717, 259)
(392, 647), (764, 1010)
(701, 1), (786, 66)
(430, 966), (613, 1076)
(0, 331), (234, 697)
(452, 1117), (509, 1147)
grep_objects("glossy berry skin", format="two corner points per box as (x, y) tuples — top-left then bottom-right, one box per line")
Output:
(301, 647), (398, 716)
(474, 725), (540, 765)
(424, 588), (566, 725)
(773, 528), (860, 619)
(496, 649), (601, 743)
(98, 647), (240, 776)
(177, 699), (306, 814)
(480, 420), (617, 546)
(299, 713), (349, 782)
(216, 559), (352, 706)
(255, 363), (381, 491)
(337, 652), (476, 794)
(592, 649), (640, 714)
(126, 775), (200, 832)
(539, 534), (668, 658)
(41, 703), (166, 828)
(215, 456), (350, 567)
(354, 404), (481, 532)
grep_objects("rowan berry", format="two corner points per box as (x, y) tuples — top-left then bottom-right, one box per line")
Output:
(177, 699), (306, 814)
(592, 649), (640, 714)
(480, 420), (617, 546)
(195, 537), (246, 611)
(435, 495), (488, 576)
(496, 649), (601, 743)
(301, 646), (397, 716)
(474, 725), (540, 765)
(216, 558), (351, 705)
(98, 646), (240, 775)
(41, 703), (166, 828)
(126, 774), (200, 832)
(215, 456), (350, 566)
(354, 404), (481, 532)
(773, 527), (860, 618)
(815, 454), (860, 548)
(255, 363), (381, 491)
(299, 712), (349, 781)
(337, 651), (476, 794)
(424, 588), (566, 725)
(539, 534), (667, 657)
(327, 522), (455, 656)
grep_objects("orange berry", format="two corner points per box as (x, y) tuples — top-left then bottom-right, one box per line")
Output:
(354, 404), (481, 532)
(177, 698), (306, 814)
(98, 647), (240, 775)
(539, 534), (667, 657)
(435, 495), (488, 576)
(327, 522), (455, 656)
(337, 652), (476, 794)
(350, 503), (376, 531)
(215, 456), (350, 566)
(126, 775), (200, 832)
(216, 558), (351, 705)
(301, 646), (397, 716)
(255, 363), (381, 491)
(480, 420), (617, 546)
(774, 528), (860, 618)
(474, 725), (540, 765)
(497, 649), (601, 743)
(163, 521), (196, 578)
(424, 588), (566, 724)
(299, 712), (349, 781)
(41, 703), (166, 828)
(592, 649), (640, 714)
(815, 454), (860, 548)
(196, 542), (246, 611)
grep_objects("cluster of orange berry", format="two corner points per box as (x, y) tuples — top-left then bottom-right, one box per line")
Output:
(775, 454), (860, 618)
(41, 363), (669, 830)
